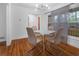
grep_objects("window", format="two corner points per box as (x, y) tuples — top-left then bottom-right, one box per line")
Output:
(69, 12), (76, 23)
(77, 11), (79, 22)
(28, 15), (40, 31)
(54, 15), (58, 23)
(68, 10), (79, 37)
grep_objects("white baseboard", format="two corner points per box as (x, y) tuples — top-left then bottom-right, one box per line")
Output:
(0, 36), (28, 46)
(12, 36), (28, 41)
(0, 39), (6, 42)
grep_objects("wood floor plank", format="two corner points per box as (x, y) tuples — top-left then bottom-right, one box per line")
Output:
(0, 38), (79, 56)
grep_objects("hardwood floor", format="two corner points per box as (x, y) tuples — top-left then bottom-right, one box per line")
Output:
(0, 38), (79, 56)
(0, 38), (33, 56)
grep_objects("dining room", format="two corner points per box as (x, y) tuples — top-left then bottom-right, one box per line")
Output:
(0, 3), (79, 56)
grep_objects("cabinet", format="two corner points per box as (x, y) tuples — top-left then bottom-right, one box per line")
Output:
(48, 16), (54, 31)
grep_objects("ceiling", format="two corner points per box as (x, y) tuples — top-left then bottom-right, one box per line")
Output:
(12, 3), (70, 15)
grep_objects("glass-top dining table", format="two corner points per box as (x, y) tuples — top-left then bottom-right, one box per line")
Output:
(34, 30), (56, 55)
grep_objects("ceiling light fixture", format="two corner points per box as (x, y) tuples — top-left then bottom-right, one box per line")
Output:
(35, 4), (38, 7)
(35, 4), (50, 11)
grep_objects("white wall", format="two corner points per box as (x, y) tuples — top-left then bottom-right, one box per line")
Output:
(11, 4), (49, 40)
(0, 4), (6, 42)
(11, 5), (31, 39)
(40, 14), (48, 34)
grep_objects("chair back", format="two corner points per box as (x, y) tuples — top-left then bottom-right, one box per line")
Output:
(26, 27), (37, 45)
(54, 28), (64, 44)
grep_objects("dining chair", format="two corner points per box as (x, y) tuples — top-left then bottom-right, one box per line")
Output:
(26, 27), (42, 45)
(26, 27), (43, 55)
(46, 28), (64, 44)
(34, 32), (42, 41)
